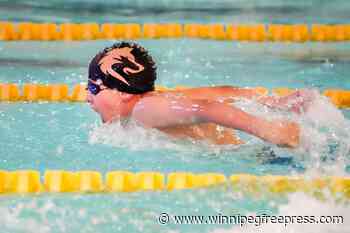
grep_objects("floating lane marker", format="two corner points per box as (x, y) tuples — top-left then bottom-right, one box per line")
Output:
(1, 84), (350, 108)
(1, 22), (350, 42)
(0, 170), (348, 198)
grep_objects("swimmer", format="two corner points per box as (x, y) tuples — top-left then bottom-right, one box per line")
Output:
(87, 42), (315, 148)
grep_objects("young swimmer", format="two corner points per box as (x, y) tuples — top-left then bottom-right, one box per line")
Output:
(87, 42), (314, 148)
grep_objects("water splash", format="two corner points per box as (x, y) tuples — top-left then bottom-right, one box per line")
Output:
(234, 90), (350, 175)
(88, 90), (349, 174)
(212, 192), (350, 233)
(88, 119), (201, 152)
(297, 92), (350, 175)
(0, 200), (52, 233)
(87, 118), (281, 165)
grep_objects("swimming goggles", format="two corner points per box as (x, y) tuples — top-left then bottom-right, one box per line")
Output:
(87, 79), (108, 95)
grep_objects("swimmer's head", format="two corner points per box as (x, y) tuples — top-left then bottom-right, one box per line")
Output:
(87, 42), (156, 123)
(88, 41), (157, 94)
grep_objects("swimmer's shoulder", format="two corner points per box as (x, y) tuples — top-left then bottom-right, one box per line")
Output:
(133, 91), (194, 116)
(131, 94), (176, 127)
(131, 92), (205, 128)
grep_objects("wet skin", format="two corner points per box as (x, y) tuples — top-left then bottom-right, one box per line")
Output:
(87, 86), (312, 147)
(87, 85), (314, 147)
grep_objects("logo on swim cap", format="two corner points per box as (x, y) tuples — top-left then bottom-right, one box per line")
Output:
(98, 47), (145, 86)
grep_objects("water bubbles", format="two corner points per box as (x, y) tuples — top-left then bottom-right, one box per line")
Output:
(296, 92), (350, 174)
(55, 145), (64, 155)
(91, 217), (103, 225)
(323, 59), (335, 69)
(87, 119), (242, 162)
(205, 61), (214, 69)
(167, 49), (174, 57)
(233, 90), (350, 174)
(185, 57), (192, 63)
(160, 59), (168, 65)
(88, 120), (186, 152)
(213, 192), (350, 233)
(78, 208), (86, 218)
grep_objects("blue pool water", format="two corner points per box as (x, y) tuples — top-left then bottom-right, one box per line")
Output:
(0, 39), (349, 233)
(1, 40), (349, 174)
(1, 0), (350, 24)
(1, 1), (350, 233)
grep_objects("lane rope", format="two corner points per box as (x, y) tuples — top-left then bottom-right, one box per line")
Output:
(0, 170), (349, 196)
(1, 22), (350, 42)
(1, 83), (350, 108)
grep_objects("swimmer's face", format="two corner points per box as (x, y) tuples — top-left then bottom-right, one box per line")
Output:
(87, 87), (124, 123)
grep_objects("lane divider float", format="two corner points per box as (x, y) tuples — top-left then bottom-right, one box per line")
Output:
(0, 170), (349, 197)
(1, 22), (350, 42)
(1, 83), (350, 108)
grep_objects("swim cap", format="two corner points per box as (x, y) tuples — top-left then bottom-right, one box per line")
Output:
(88, 41), (157, 94)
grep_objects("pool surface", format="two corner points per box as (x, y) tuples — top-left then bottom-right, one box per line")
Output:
(0, 1), (350, 233)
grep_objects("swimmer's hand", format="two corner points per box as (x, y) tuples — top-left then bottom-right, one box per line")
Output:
(258, 89), (316, 114)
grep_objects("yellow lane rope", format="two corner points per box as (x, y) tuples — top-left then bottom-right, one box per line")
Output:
(0, 83), (350, 108)
(1, 22), (350, 42)
(0, 170), (349, 196)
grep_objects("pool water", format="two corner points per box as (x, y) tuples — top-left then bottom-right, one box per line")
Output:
(1, 40), (349, 174)
(1, 1), (350, 233)
(0, 39), (349, 233)
(1, 0), (350, 24)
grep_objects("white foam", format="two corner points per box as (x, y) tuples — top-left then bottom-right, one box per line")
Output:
(0, 200), (51, 233)
(88, 119), (204, 153)
(235, 90), (350, 175)
(297, 92), (350, 175)
(88, 118), (279, 165)
(304, 93), (346, 127)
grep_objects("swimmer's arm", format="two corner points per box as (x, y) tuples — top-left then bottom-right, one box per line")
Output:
(134, 97), (299, 148)
(178, 86), (311, 113)
(195, 100), (299, 148)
